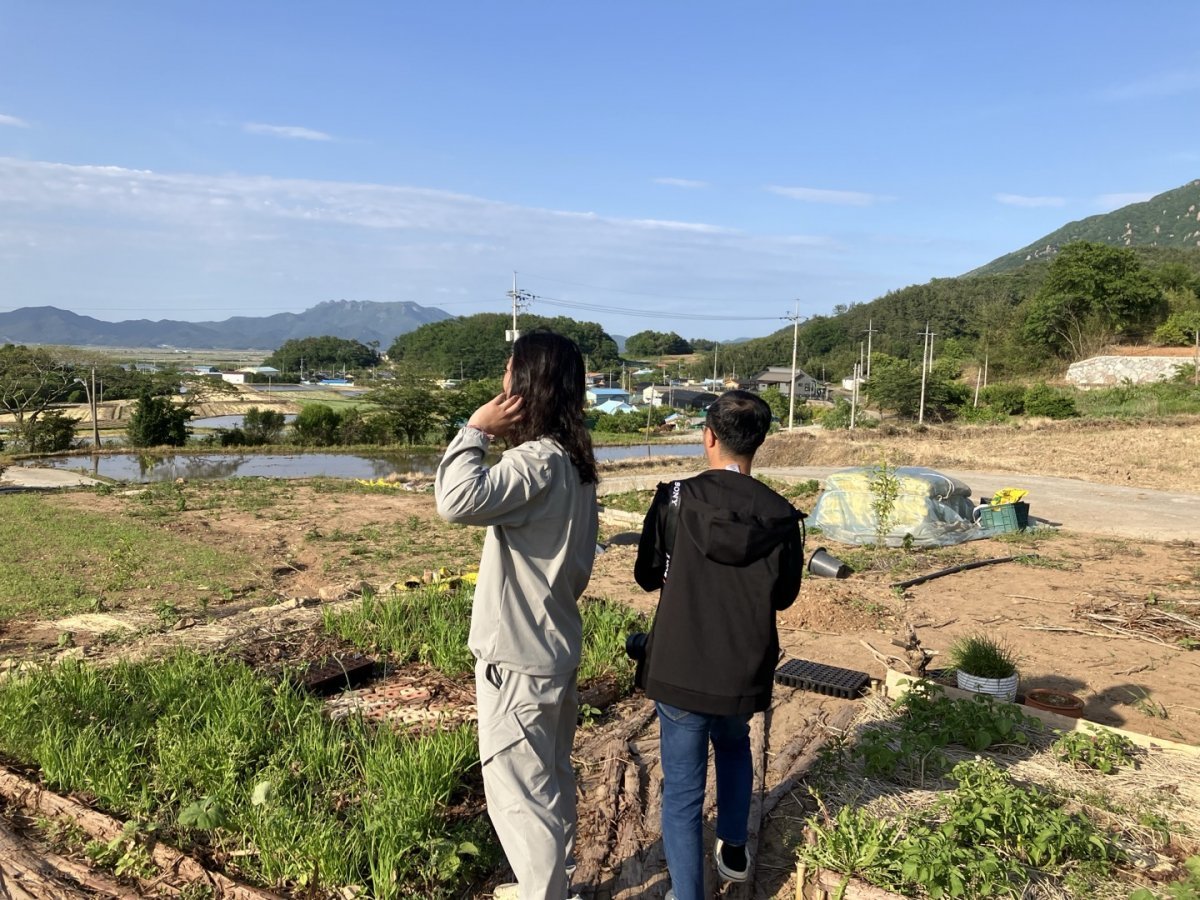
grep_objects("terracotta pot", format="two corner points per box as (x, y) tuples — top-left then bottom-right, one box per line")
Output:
(1024, 687), (1085, 718)
(955, 670), (1019, 703)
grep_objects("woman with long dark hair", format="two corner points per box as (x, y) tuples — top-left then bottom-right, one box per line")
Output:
(436, 331), (598, 900)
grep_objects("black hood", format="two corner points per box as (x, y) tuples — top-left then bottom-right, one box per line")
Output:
(679, 498), (802, 566)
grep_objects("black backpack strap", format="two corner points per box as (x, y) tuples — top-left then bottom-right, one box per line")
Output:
(664, 480), (681, 559)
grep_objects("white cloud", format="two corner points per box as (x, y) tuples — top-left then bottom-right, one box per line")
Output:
(767, 185), (892, 207)
(243, 122), (333, 141)
(629, 218), (733, 234)
(654, 177), (708, 189)
(994, 193), (1066, 209)
(0, 113), (30, 128)
(1094, 191), (1154, 210)
(1103, 69), (1200, 102)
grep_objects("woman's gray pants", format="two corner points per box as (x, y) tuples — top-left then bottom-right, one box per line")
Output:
(475, 659), (578, 900)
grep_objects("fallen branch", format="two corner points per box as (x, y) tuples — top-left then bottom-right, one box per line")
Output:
(890, 555), (1028, 590)
(1019, 625), (1114, 639)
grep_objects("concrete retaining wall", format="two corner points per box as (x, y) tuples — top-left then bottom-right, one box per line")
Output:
(1066, 355), (1192, 388)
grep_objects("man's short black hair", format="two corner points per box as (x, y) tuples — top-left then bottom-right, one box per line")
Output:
(705, 390), (772, 457)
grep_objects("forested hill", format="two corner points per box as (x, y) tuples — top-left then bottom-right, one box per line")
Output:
(972, 179), (1200, 275)
(710, 240), (1200, 385)
(0, 299), (451, 350)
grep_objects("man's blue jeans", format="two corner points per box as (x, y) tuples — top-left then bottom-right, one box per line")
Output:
(656, 702), (752, 900)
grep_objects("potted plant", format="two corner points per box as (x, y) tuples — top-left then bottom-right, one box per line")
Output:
(948, 633), (1019, 702)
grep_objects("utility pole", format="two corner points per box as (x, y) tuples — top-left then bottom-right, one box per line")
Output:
(506, 272), (532, 342)
(89, 367), (99, 450)
(75, 368), (100, 450)
(863, 318), (877, 379)
(849, 362), (860, 430)
(712, 342), (719, 386)
(917, 322), (937, 425)
(785, 301), (804, 431)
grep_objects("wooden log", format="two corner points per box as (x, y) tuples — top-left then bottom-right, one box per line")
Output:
(0, 818), (136, 899)
(761, 705), (859, 821)
(573, 699), (658, 888)
(767, 713), (817, 777)
(0, 766), (283, 900)
(610, 760), (647, 896)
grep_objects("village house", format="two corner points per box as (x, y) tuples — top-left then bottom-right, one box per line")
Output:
(752, 366), (825, 400)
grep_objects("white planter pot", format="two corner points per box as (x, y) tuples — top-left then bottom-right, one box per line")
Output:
(955, 670), (1019, 703)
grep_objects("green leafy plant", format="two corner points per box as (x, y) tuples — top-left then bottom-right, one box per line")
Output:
(84, 821), (157, 879)
(868, 460), (901, 548)
(578, 703), (602, 727)
(947, 633), (1018, 679)
(179, 795), (228, 830)
(1053, 728), (1137, 774)
(853, 685), (1039, 780)
(802, 760), (1116, 898)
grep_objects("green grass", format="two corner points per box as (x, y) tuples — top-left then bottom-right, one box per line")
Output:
(0, 651), (494, 898)
(599, 489), (655, 515)
(324, 587), (646, 690)
(1073, 381), (1200, 418)
(0, 493), (254, 623)
(755, 475), (822, 506)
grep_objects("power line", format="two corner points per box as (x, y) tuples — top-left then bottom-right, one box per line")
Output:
(518, 271), (753, 306)
(528, 292), (783, 322)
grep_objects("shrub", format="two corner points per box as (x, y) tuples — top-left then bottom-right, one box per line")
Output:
(1023, 384), (1079, 419)
(127, 392), (191, 447)
(818, 398), (876, 430)
(292, 404), (342, 446)
(242, 407), (286, 444)
(18, 410), (78, 452)
(979, 383), (1026, 415)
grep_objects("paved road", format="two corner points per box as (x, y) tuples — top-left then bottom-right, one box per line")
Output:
(0, 466), (103, 490)
(600, 466), (1200, 542)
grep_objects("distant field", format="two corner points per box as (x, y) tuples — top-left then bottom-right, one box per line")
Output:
(44, 344), (270, 369)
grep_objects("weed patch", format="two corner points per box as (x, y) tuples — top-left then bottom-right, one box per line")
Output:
(0, 493), (254, 624)
(323, 587), (645, 691)
(0, 652), (493, 898)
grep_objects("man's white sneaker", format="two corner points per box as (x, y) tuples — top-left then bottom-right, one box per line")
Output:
(713, 837), (749, 882)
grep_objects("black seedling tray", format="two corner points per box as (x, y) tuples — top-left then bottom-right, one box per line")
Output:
(300, 653), (376, 694)
(773, 658), (870, 699)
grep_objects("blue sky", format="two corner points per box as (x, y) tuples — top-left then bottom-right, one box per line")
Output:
(3, 2), (1199, 341)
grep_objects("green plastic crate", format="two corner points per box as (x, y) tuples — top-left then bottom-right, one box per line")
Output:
(978, 501), (1029, 533)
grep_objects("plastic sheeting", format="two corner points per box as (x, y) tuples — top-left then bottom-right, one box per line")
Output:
(810, 466), (981, 548)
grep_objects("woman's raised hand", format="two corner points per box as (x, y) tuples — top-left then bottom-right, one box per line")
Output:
(467, 393), (524, 439)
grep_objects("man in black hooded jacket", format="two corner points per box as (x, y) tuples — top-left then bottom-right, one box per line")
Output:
(634, 390), (804, 900)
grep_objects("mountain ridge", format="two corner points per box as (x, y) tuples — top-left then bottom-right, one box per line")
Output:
(970, 179), (1200, 275)
(0, 299), (452, 350)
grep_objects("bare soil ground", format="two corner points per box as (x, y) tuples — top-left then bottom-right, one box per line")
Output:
(1, 416), (1199, 898)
